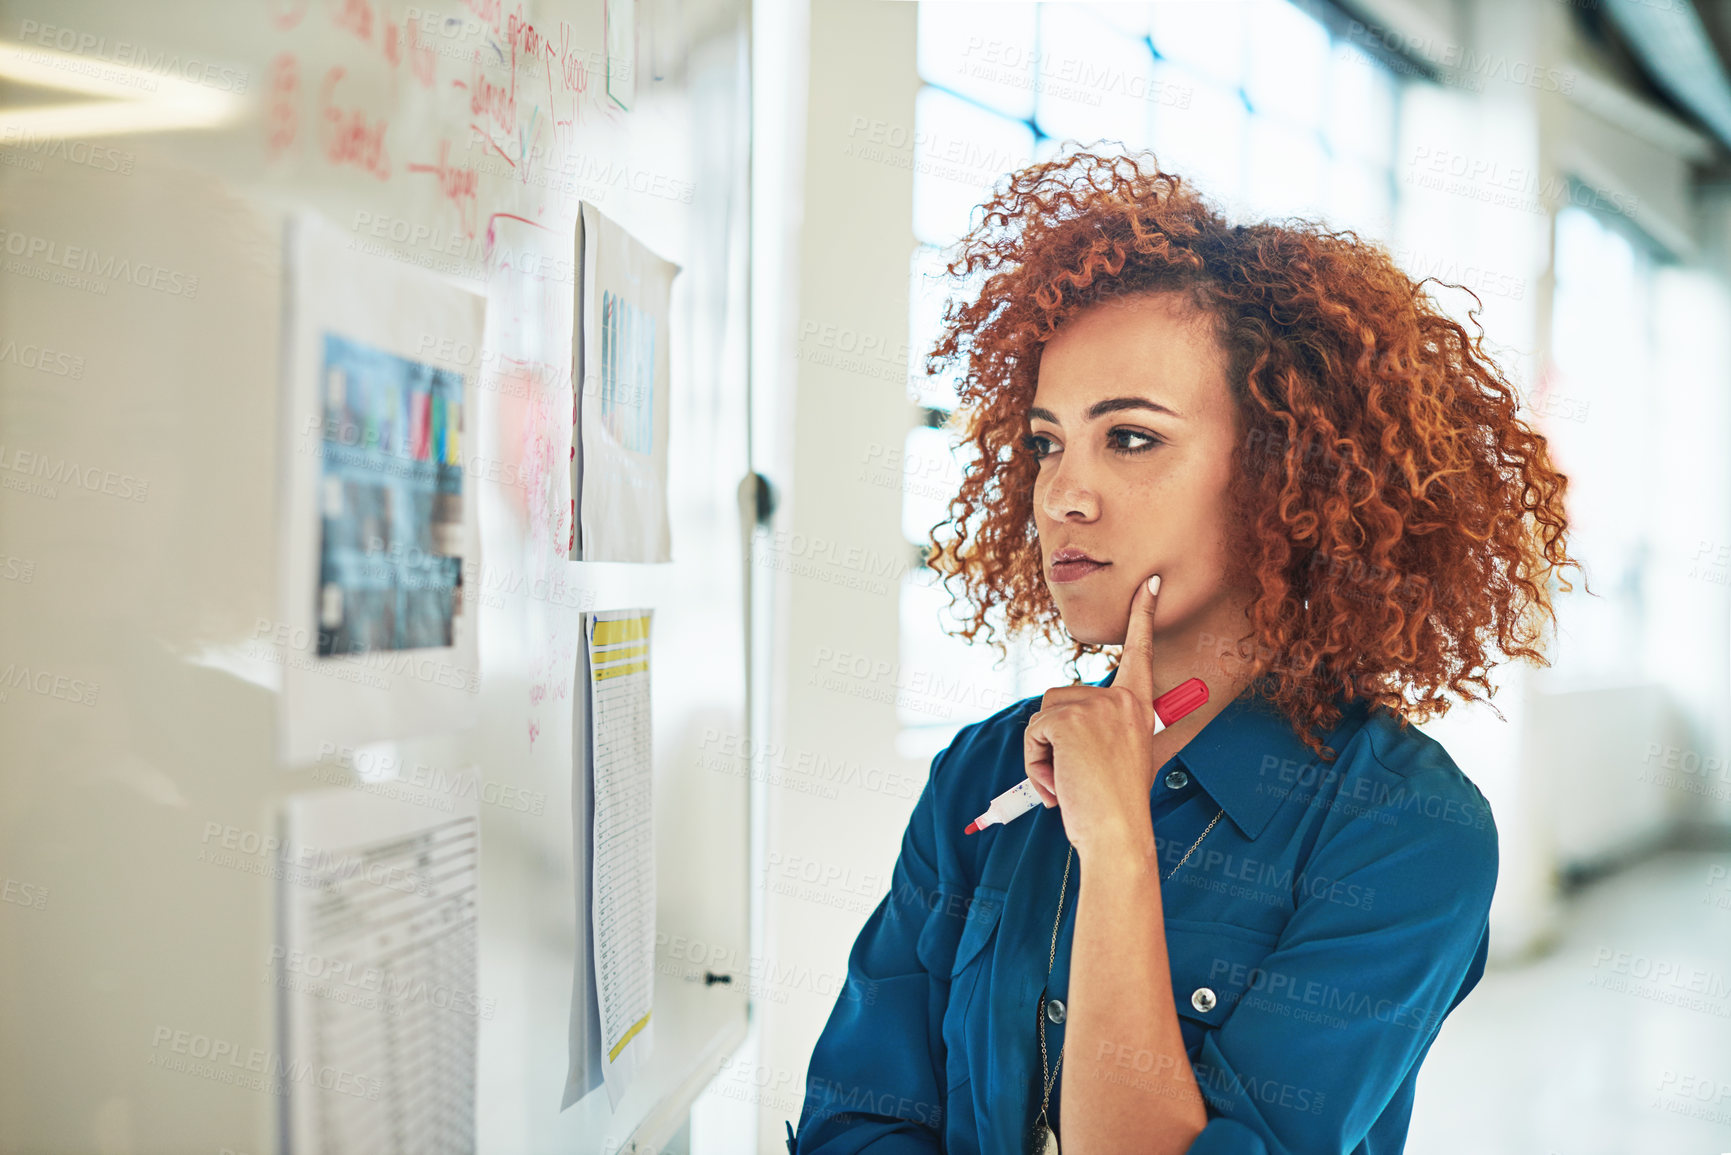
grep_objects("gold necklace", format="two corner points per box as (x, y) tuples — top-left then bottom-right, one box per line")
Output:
(1031, 805), (1226, 1155)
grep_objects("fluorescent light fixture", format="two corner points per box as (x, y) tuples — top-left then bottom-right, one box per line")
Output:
(0, 38), (246, 138)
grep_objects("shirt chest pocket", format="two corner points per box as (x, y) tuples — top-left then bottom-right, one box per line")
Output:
(1164, 921), (1277, 1054)
(939, 884), (1006, 1092)
(950, 885), (1006, 976)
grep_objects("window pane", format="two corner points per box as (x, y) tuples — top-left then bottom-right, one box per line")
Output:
(909, 243), (975, 411)
(913, 86), (1037, 246)
(1544, 205), (1653, 680)
(897, 567), (1028, 729)
(917, 1), (1038, 119)
(1085, 0), (1152, 39)
(1328, 154), (1393, 239)
(1149, 0), (1245, 89)
(896, 564), (1111, 738)
(1148, 61), (1246, 208)
(1552, 201), (1620, 293)
(900, 424), (967, 547)
(1034, 5), (1155, 151)
(1392, 83), (1474, 268)
(1244, 117), (1326, 221)
(1328, 40), (1396, 166)
(1243, 0), (1329, 131)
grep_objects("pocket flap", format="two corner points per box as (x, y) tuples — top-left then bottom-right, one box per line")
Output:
(949, 885), (1007, 975)
(1166, 921), (1276, 1029)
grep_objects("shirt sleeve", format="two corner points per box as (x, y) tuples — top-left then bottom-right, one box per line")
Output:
(789, 743), (958, 1154)
(1182, 765), (1499, 1154)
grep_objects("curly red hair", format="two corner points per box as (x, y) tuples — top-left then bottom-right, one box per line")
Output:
(922, 146), (1588, 762)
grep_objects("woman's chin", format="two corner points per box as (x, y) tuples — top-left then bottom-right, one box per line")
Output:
(1057, 611), (1125, 648)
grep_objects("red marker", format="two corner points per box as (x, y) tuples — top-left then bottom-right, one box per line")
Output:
(963, 678), (1210, 835)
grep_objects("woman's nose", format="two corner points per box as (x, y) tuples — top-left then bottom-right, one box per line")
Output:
(1040, 455), (1100, 521)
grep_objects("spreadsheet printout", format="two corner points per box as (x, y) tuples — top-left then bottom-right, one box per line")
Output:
(279, 774), (483, 1154)
(584, 608), (656, 1111)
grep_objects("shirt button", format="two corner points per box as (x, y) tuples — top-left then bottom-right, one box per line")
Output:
(1164, 769), (1190, 790)
(1190, 987), (1217, 1013)
(1046, 998), (1066, 1024)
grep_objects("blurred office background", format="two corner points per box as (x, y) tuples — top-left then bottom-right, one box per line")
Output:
(712, 0), (1731, 1151)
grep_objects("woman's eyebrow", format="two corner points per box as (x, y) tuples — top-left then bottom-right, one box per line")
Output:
(1028, 396), (1186, 424)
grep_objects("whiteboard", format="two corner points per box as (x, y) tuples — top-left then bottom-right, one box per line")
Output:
(0, 1), (753, 1151)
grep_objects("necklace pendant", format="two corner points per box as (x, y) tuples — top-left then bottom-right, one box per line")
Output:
(1037, 1122), (1060, 1155)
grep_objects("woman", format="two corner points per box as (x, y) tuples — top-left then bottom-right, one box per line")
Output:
(786, 147), (1582, 1155)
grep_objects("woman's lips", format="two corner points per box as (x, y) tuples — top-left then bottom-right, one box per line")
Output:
(1050, 559), (1109, 583)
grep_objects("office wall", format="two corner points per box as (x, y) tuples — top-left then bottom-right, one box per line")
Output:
(755, 0), (921, 1149)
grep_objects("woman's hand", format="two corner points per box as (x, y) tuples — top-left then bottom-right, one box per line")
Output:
(1023, 573), (1169, 858)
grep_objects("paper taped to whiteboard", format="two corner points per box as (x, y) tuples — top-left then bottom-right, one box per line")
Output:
(569, 200), (679, 563)
(276, 210), (487, 765)
(564, 607), (656, 1112)
(278, 772), (482, 1154)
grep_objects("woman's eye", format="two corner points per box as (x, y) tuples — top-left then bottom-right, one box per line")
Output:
(1111, 427), (1163, 453)
(1020, 428), (1163, 460)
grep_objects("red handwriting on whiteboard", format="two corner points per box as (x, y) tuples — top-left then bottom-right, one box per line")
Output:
(507, 8), (548, 62)
(404, 16), (437, 87)
(372, 3), (435, 87)
(408, 139), (480, 236)
(466, 53), (516, 137)
(465, 0), (503, 35)
(266, 54), (299, 157)
(468, 124), (515, 168)
(557, 22), (588, 98)
(330, 0), (375, 42)
(318, 67), (391, 180)
(506, 8), (594, 139)
(269, 0), (309, 29)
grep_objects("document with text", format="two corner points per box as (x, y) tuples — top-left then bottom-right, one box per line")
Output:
(279, 773), (483, 1154)
(566, 608), (656, 1112)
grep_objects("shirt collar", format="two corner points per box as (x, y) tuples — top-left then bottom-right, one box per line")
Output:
(1094, 668), (1369, 842)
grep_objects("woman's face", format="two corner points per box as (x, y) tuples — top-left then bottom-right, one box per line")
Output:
(1029, 291), (1252, 653)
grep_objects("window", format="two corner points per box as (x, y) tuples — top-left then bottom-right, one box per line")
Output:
(1538, 201), (1666, 686)
(900, 1), (1404, 759)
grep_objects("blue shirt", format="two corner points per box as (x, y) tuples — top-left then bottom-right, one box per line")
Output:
(787, 669), (1498, 1154)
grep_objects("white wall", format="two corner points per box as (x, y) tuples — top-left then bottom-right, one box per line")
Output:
(717, 2), (924, 1151)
